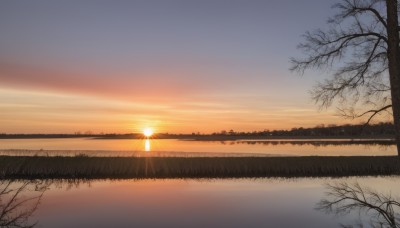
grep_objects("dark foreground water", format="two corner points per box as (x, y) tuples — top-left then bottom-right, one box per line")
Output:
(2, 177), (399, 228)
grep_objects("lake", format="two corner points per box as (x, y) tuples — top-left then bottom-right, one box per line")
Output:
(2, 176), (399, 228)
(1, 138), (399, 227)
(0, 138), (396, 157)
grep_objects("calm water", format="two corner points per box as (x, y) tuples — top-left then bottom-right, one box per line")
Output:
(2, 177), (399, 228)
(0, 138), (396, 156)
(2, 139), (398, 227)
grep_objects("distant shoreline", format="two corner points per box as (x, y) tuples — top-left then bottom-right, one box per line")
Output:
(1, 122), (395, 140)
(0, 134), (395, 141)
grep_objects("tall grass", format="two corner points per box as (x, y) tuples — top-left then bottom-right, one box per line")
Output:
(0, 156), (399, 179)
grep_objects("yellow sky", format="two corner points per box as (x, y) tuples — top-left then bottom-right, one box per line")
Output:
(0, 87), (364, 134)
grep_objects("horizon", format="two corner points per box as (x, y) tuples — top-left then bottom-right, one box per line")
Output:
(0, 121), (394, 135)
(1, 1), (400, 228)
(0, 0), (391, 134)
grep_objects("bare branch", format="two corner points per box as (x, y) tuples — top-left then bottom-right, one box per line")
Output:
(357, 104), (392, 124)
(317, 182), (400, 228)
(290, 0), (392, 125)
(0, 180), (49, 228)
(333, 0), (387, 28)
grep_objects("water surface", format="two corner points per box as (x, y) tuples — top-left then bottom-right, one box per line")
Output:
(0, 138), (396, 156)
(3, 177), (399, 228)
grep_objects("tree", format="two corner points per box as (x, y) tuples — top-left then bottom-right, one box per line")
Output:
(0, 180), (48, 228)
(317, 182), (400, 227)
(290, 0), (400, 156)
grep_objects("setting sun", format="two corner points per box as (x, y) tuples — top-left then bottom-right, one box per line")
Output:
(143, 128), (154, 137)
(1, 1), (400, 227)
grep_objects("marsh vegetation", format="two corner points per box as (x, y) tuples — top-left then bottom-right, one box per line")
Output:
(0, 156), (399, 179)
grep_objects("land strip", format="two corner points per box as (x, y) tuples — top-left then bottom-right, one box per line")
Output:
(0, 156), (399, 179)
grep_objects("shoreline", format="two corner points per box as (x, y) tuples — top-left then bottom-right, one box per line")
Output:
(0, 134), (396, 141)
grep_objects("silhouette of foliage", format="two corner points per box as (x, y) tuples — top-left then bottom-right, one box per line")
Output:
(291, 0), (400, 155)
(317, 182), (400, 227)
(0, 180), (49, 228)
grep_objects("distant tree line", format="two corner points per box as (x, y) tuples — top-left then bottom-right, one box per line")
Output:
(0, 122), (394, 139)
(211, 122), (394, 138)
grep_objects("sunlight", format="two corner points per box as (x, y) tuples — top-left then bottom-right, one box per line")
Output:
(143, 128), (153, 138)
(145, 139), (151, 152)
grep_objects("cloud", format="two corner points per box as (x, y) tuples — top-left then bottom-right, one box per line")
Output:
(0, 61), (203, 102)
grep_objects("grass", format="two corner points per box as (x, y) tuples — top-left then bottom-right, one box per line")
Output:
(0, 156), (399, 179)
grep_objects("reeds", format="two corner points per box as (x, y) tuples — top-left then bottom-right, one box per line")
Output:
(0, 156), (399, 179)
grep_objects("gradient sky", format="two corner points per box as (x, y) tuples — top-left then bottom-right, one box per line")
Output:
(0, 0), (383, 134)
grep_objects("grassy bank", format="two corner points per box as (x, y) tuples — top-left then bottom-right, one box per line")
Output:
(0, 156), (399, 179)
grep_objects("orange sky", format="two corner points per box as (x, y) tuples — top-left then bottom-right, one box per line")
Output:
(0, 86), (363, 134)
(0, 0), (392, 134)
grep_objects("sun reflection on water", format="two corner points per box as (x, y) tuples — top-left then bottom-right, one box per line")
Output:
(145, 139), (151, 152)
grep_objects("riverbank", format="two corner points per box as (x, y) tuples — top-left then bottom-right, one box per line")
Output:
(1, 156), (399, 179)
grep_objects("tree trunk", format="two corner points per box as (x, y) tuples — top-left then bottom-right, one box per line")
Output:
(386, 0), (400, 156)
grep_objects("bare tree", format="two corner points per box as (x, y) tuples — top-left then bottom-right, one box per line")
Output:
(291, 0), (400, 156)
(317, 182), (400, 228)
(0, 180), (48, 228)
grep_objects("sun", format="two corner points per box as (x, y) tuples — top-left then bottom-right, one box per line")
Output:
(143, 128), (154, 137)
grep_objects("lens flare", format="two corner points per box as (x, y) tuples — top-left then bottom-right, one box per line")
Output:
(143, 128), (153, 137)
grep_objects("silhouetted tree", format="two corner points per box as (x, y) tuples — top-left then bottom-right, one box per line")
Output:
(0, 180), (48, 228)
(291, 0), (400, 156)
(317, 182), (400, 227)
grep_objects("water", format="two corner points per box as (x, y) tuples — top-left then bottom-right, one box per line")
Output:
(0, 138), (396, 156)
(2, 177), (399, 228)
(1, 138), (398, 227)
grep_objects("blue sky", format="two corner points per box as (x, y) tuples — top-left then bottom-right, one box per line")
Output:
(1, 0), (368, 133)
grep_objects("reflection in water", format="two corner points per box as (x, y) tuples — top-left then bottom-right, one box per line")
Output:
(0, 178), (397, 228)
(145, 139), (150, 152)
(317, 182), (400, 228)
(0, 138), (396, 157)
(236, 139), (395, 147)
(0, 180), (49, 228)
(0, 179), (93, 228)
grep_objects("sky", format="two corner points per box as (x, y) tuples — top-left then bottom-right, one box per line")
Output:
(0, 0), (377, 134)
